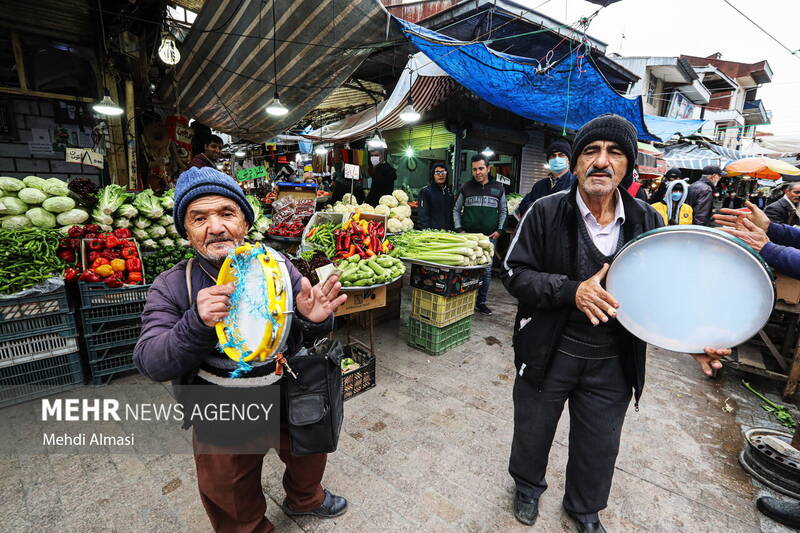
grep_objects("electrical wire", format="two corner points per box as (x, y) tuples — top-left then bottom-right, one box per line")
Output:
(721, 0), (799, 60)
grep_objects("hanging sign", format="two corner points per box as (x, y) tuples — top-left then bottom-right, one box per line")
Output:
(166, 115), (192, 150)
(236, 165), (267, 182)
(344, 163), (360, 180)
(495, 174), (511, 185)
(65, 148), (104, 169)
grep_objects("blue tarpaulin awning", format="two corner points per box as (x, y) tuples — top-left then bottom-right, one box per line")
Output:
(663, 142), (744, 170)
(395, 18), (659, 142)
(643, 115), (706, 142)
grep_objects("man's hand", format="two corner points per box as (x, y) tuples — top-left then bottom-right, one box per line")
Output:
(197, 283), (235, 327)
(575, 263), (619, 326)
(489, 231), (501, 240)
(296, 273), (348, 323)
(691, 347), (732, 377)
(719, 218), (771, 252)
(713, 200), (770, 232)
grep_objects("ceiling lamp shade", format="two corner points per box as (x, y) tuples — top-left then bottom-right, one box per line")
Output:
(93, 89), (123, 116)
(367, 132), (387, 149)
(266, 93), (289, 116)
(399, 95), (421, 123)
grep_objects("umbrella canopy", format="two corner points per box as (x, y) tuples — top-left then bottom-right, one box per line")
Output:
(725, 157), (800, 180)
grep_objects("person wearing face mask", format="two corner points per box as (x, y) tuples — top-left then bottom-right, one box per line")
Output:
(133, 166), (350, 532)
(652, 179), (693, 225)
(515, 140), (575, 218)
(364, 149), (397, 206)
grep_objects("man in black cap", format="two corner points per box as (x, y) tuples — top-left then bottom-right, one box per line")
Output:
(515, 139), (575, 218)
(503, 114), (730, 532)
(649, 167), (683, 205)
(687, 165), (725, 226)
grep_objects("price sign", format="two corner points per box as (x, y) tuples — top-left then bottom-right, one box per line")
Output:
(344, 163), (360, 180)
(236, 165), (267, 182)
(65, 148), (104, 169)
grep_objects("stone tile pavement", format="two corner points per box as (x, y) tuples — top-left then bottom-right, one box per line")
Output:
(1, 279), (799, 532)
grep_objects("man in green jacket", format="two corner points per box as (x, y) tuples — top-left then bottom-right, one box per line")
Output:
(453, 153), (507, 315)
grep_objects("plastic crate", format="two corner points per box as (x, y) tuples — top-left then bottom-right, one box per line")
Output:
(83, 321), (142, 350)
(407, 316), (472, 356)
(0, 309), (74, 341)
(78, 282), (150, 309)
(342, 344), (376, 401)
(0, 352), (84, 408)
(80, 301), (146, 324)
(410, 289), (477, 327)
(410, 264), (483, 297)
(0, 287), (69, 321)
(0, 314), (79, 368)
(87, 345), (136, 385)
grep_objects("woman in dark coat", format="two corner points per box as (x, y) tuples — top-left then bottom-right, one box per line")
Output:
(417, 162), (455, 230)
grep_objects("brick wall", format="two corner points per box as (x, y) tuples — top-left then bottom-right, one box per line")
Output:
(0, 97), (101, 184)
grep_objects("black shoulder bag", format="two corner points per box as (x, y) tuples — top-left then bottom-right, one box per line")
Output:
(282, 338), (344, 456)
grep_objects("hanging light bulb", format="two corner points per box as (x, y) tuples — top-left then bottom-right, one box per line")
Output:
(404, 146), (415, 158)
(93, 89), (123, 116)
(367, 131), (386, 149)
(266, 92), (289, 116)
(399, 96), (420, 123)
(234, 149), (246, 158)
(158, 32), (181, 65)
(314, 145), (328, 156)
(481, 146), (495, 157)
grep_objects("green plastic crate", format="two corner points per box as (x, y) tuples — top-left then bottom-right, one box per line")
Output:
(87, 345), (137, 385)
(407, 316), (472, 356)
(0, 352), (84, 408)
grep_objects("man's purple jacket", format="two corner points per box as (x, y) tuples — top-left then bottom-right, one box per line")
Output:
(761, 223), (800, 280)
(134, 254), (333, 385)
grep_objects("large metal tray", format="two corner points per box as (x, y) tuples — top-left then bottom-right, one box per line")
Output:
(340, 274), (403, 292)
(400, 257), (489, 271)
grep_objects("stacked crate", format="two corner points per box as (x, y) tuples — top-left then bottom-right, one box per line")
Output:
(407, 265), (482, 355)
(78, 283), (150, 385)
(0, 287), (83, 407)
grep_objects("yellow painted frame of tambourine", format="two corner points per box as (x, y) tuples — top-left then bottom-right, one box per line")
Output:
(215, 243), (291, 363)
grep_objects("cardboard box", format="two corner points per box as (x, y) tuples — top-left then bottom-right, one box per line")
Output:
(80, 238), (146, 285)
(776, 272), (800, 305)
(335, 285), (387, 317)
(275, 182), (318, 202)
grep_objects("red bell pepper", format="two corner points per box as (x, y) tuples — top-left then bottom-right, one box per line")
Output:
(67, 226), (85, 238)
(88, 251), (100, 264)
(91, 257), (110, 270)
(79, 270), (101, 283)
(64, 267), (80, 282)
(57, 249), (76, 263)
(127, 271), (143, 284)
(83, 224), (101, 234)
(121, 239), (137, 249)
(121, 246), (137, 259)
(88, 239), (105, 251)
(102, 276), (123, 288)
(113, 228), (132, 239)
(125, 257), (142, 272)
(100, 250), (120, 261)
(104, 234), (123, 248)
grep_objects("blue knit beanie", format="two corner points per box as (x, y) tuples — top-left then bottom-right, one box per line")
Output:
(173, 166), (255, 238)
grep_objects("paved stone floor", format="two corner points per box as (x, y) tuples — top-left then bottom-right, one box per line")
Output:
(2, 278), (799, 532)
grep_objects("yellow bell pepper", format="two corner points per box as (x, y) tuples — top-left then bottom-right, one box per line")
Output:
(110, 259), (126, 272)
(94, 264), (114, 277)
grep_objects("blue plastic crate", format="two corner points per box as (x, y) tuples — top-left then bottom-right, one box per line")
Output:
(0, 352), (84, 408)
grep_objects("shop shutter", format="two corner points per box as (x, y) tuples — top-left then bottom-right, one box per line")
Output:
(519, 130), (547, 195)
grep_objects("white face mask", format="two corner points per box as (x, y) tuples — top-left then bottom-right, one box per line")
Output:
(370, 156), (380, 166)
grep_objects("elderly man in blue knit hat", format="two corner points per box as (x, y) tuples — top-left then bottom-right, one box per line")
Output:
(502, 115), (730, 532)
(134, 166), (349, 533)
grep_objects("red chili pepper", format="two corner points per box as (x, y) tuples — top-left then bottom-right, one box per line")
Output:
(113, 228), (132, 239)
(67, 226), (84, 238)
(64, 267), (80, 282)
(121, 247), (137, 259)
(125, 257), (142, 272)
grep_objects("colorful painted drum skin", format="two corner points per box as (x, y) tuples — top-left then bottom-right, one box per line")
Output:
(606, 225), (775, 354)
(215, 243), (294, 366)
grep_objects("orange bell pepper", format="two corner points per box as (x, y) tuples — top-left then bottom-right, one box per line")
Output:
(110, 259), (126, 272)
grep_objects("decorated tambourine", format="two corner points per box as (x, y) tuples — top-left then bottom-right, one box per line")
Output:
(606, 225), (774, 353)
(215, 243), (293, 376)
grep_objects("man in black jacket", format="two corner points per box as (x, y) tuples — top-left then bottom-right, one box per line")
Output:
(764, 182), (800, 225)
(417, 162), (454, 230)
(515, 139), (575, 218)
(502, 114), (729, 532)
(687, 165), (725, 226)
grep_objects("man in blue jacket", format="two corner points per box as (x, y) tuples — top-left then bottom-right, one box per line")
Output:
(714, 201), (800, 529)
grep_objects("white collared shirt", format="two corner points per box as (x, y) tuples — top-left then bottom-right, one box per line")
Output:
(575, 189), (626, 256)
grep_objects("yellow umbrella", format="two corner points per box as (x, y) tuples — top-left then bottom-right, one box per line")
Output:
(725, 157), (800, 180)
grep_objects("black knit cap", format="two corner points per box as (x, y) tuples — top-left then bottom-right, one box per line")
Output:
(665, 168), (682, 180)
(570, 114), (638, 182)
(546, 139), (572, 162)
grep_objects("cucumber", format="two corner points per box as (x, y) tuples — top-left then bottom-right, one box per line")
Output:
(348, 254), (361, 263)
(366, 260), (387, 277)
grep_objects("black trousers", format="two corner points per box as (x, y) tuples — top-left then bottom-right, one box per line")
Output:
(509, 352), (632, 521)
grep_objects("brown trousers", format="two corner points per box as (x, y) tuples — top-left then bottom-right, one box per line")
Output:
(193, 424), (327, 533)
